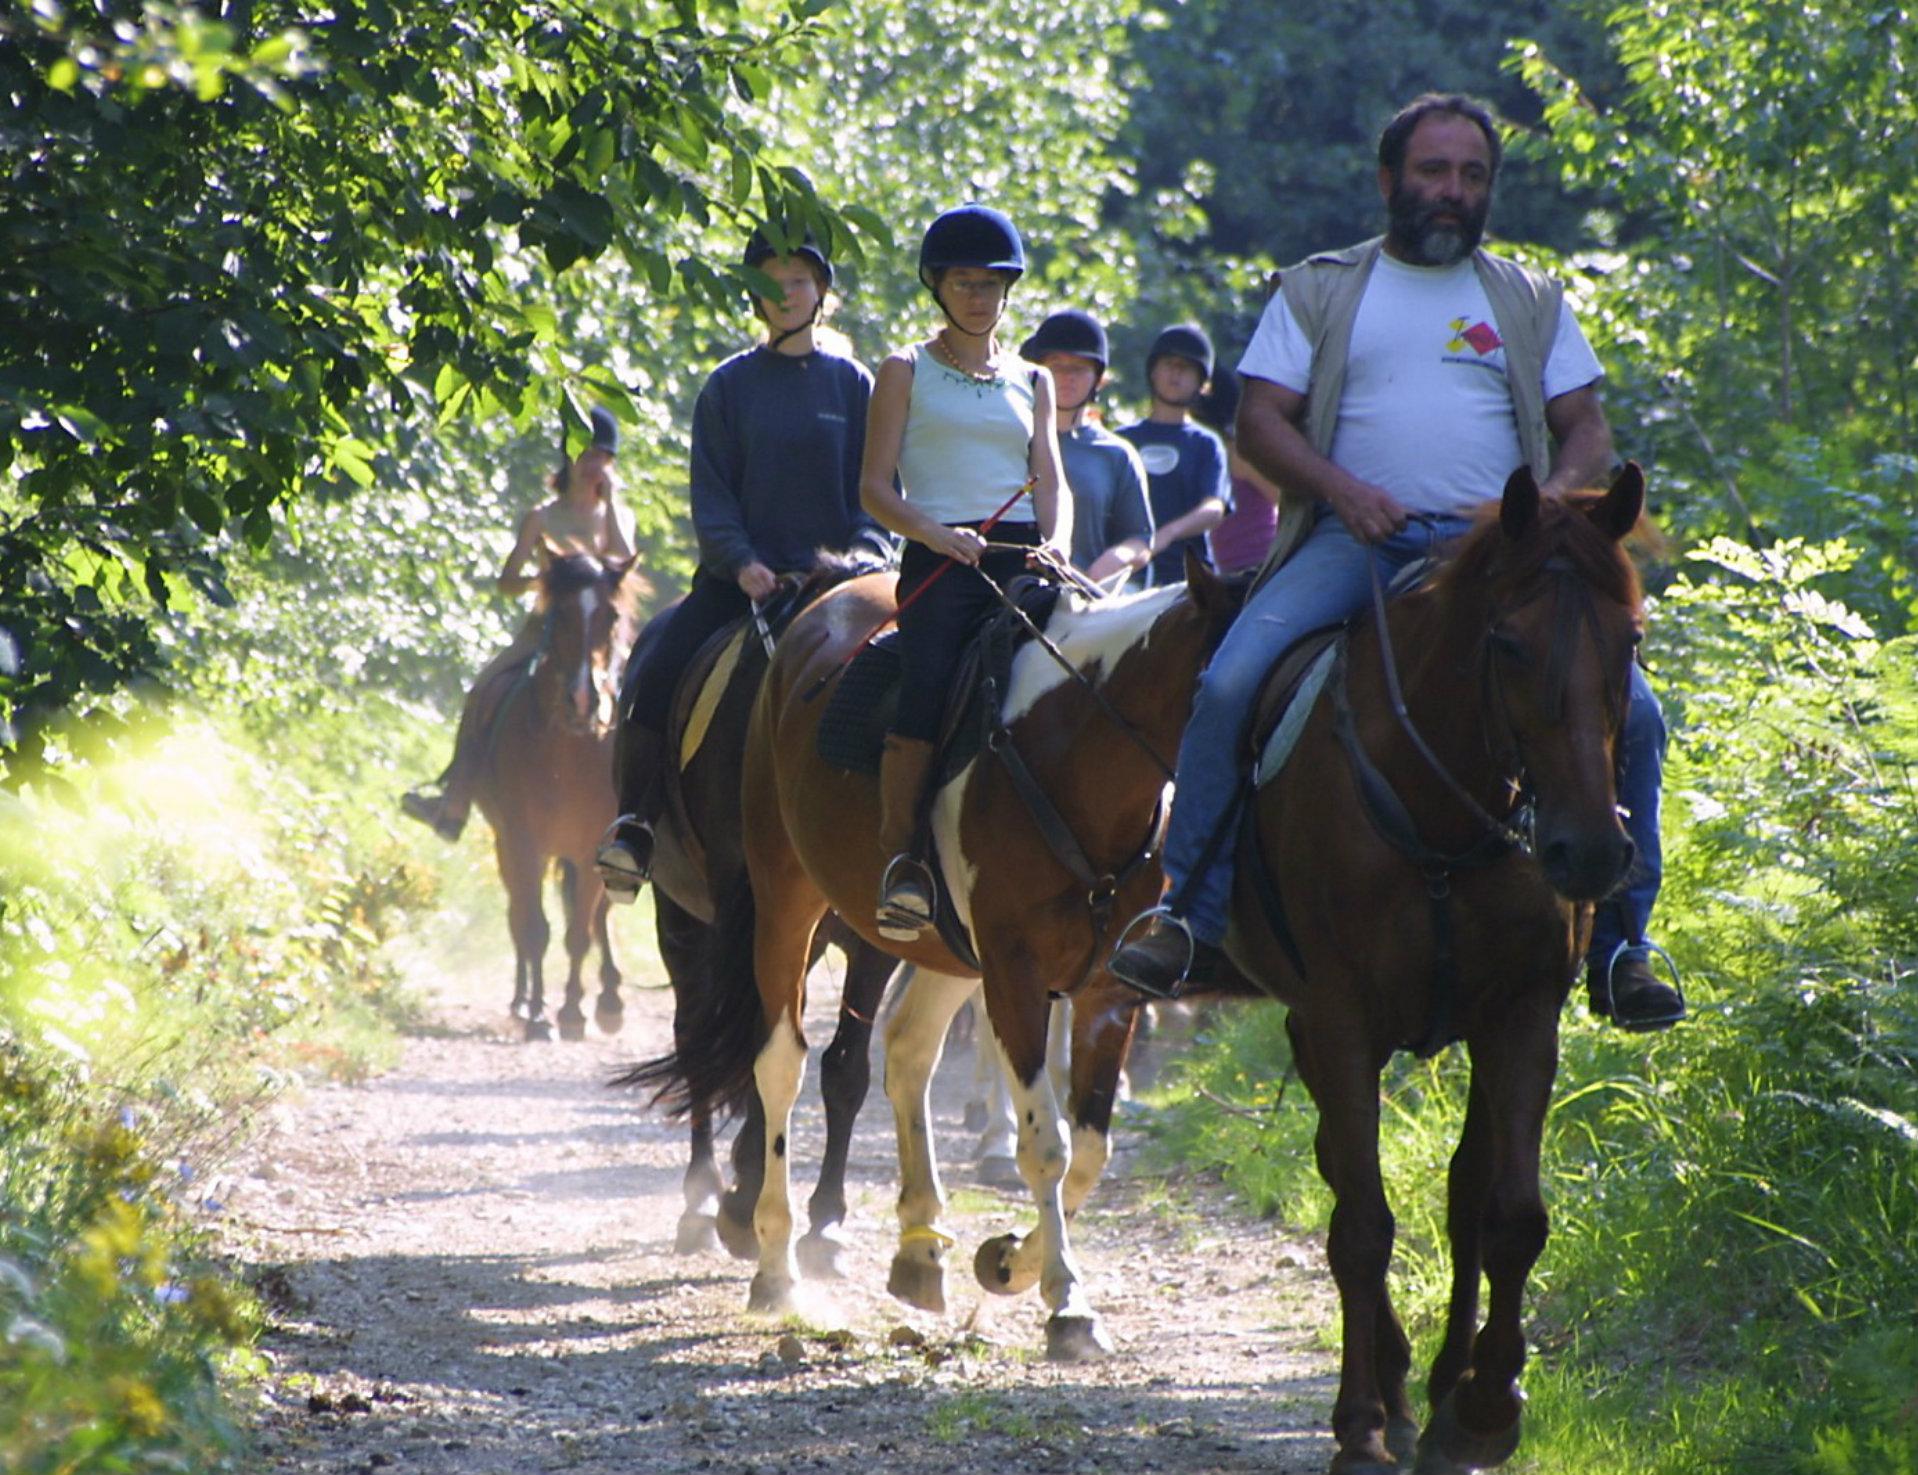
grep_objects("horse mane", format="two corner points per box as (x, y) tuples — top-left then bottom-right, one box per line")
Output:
(1432, 493), (1644, 612)
(790, 547), (893, 603)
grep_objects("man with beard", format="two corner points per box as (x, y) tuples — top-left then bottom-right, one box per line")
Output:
(1109, 93), (1685, 1033)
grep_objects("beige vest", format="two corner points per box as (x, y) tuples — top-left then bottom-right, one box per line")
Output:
(1252, 236), (1565, 584)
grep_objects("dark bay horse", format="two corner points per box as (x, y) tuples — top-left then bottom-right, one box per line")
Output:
(1222, 467), (1648, 1474)
(645, 562), (1235, 1359)
(473, 553), (638, 1042)
(616, 565), (901, 1277)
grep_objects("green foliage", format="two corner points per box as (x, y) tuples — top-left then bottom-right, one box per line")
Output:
(0, 0), (847, 751)
(1144, 536), (1918, 1472)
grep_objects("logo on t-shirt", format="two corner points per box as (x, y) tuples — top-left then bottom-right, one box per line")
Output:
(1443, 317), (1506, 375)
(1139, 444), (1181, 476)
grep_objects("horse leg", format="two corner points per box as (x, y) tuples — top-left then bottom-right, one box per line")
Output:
(974, 982), (1136, 1314)
(1290, 1014), (1399, 1475)
(880, 965), (978, 1313)
(500, 838), (552, 1042)
(678, 1104), (722, 1255)
(799, 938), (894, 1280)
(987, 981), (1114, 1363)
(554, 860), (589, 1041)
(1414, 1008), (1559, 1475)
(592, 873), (623, 1036)
(971, 988), (1023, 1188)
(717, 1090), (766, 1262)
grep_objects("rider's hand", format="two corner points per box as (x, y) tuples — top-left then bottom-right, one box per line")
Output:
(930, 525), (986, 567)
(736, 561), (778, 601)
(1327, 477), (1410, 544)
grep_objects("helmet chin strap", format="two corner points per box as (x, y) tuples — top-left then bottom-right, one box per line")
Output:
(932, 284), (1008, 340)
(1057, 379), (1101, 416)
(765, 301), (821, 353)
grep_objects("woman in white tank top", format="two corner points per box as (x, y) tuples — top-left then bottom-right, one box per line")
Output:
(856, 204), (1068, 940)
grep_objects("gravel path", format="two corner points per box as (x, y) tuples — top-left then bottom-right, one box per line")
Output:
(219, 937), (1340, 1474)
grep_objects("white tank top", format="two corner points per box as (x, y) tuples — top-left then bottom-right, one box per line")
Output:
(896, 344), (1036, 525)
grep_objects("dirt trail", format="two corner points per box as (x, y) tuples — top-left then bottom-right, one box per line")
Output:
(220, 945), (1340, 1474)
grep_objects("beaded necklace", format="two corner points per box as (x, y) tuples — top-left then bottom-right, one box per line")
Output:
(931, 332), (1004, 385)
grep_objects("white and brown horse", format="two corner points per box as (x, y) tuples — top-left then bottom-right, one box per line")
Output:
(639, 559), (1236, 1359)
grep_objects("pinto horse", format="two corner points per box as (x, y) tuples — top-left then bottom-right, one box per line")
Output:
(642, 559), (1235, 1359)
(615, 567), (901, 1276)
(473, 553), (638, 1042)
(1222, 467), (1648, 1474)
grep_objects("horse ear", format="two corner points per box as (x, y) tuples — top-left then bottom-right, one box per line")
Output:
(1500, 465), (1541, 541)
(1590, 461), (1646, 542)
(1182, 546), (1223, 610)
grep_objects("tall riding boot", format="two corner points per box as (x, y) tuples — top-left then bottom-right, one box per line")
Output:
(595, 723), (668, 903)
(401, 671), (515, 842)
(876, 734), (937, 941)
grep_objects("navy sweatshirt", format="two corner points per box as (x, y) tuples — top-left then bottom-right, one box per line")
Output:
(689, 345), (891, 578)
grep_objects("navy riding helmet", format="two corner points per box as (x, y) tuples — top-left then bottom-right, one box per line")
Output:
(918, 204), (1025, 290)
(1147, 322), (1216, 382)
(743, 226), (833, 289)
(1019, 309), (1109, 374)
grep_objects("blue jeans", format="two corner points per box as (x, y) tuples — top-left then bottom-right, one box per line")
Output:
(1162, 511), (1664, 967)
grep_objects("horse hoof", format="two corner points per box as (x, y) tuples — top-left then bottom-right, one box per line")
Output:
(509, 999), (531, 1021)
(973, 1233), (1037, 1296)
(961, 1100), (989, 1133)
(887, 1251), (947, 1314)
(674, 1212), (719, 1256)
(797, 1227), (851, 1281)
(975, 1154), (1024, 1190)
(747, 1271), (795, 1315)
(1044, 1312), (1113, 1363)
(523, 1017), (553, 1043)
(556, 1009), (587, 1042)
(1386, 1414), (1421, 1466)
(715, 1207), (759, 1262)
(594, 992), (624, 1035)
(1417, 1384), (1523, 1472)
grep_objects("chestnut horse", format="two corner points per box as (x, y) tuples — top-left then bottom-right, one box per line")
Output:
(615, 570), (901, 1276)
(642, 560), (1235, 1359)
(1222, 467), (1648, 1474)
(473, 553), (638, 1042)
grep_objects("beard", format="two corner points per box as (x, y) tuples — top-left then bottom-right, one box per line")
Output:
(1387, 181), (1490, 266)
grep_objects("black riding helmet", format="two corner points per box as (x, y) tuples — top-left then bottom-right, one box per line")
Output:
(1146, 322), (1216, 382)
(557, 404), (620, 476)
(1020, 309), (1109, 375)
(743, 226), (833, 290)
(917, 204), (1025, 291)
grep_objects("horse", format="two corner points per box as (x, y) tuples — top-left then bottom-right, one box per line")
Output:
(639, 557), (1236, 1359)
(472, 552), (639, 1042)
(615, 564), (903, 1277)
(1220, 466), (1648, 1474)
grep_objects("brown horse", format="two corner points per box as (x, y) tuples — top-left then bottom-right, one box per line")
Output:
(614, 568), (902, 1276)
(1222, 467), (1647, 1474)
(473, 553), (639, 1042)
(644, 561), (1236, 1359)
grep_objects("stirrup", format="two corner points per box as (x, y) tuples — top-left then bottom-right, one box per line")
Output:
(1107, 905), (1199, 1002)
(594, 814), (654, 902)
(876, 854), (936, 942)
(1596, 939), (1686, 1030)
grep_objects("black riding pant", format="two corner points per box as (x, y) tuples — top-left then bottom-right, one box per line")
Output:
(892, 522), (1038, 743)
(623, 573), (751, 735)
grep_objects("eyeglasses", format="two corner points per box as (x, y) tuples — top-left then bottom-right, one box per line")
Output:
(944, 277), (1008, 297)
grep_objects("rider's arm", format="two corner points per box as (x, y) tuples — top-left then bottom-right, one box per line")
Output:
(1088, 444), (1155, 581)
(1237, 376), (1406, 543)
(1026, 366), (1071, 558)
(688, 371), (761, 582)
(1540, 384), (1615, 500)
(496, 508), (543, 596)
(600, 480), (637, 563)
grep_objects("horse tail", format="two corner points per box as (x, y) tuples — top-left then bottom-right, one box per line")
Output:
(610, 869), (765, 1121)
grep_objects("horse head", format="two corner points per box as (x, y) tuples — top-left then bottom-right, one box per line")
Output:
(1443, 463), (1647, 901)
(536, 554), (640, 736)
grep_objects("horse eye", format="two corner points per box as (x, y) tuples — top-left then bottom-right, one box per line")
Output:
(1489, 629), (1530, 664)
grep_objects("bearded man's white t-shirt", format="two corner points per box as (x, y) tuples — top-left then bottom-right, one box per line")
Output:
(1238, 253), (1603, 516)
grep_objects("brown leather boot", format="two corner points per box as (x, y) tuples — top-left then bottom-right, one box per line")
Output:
(876, 734), (937, 941)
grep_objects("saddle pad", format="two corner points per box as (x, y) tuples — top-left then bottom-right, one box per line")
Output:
(1254, 644), (1338, 787)
(679, 626), (751, 771)
(815, 634), (902, 775)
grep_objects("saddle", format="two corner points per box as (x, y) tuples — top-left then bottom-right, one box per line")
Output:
(815, 578), (1062, 970)
(645, 578), (824, 921)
